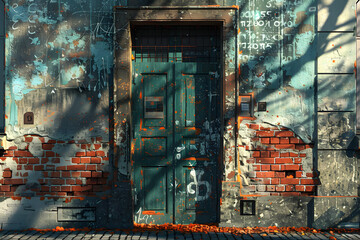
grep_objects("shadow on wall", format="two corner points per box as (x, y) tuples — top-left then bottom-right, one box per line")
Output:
(1, 0), (358, 229)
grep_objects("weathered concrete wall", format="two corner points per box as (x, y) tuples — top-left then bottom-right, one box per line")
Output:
(315, 0), (359, 228)
(0, 0), (359, 230)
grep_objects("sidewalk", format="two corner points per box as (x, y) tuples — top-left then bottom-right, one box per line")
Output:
(0, 230), (360, 240)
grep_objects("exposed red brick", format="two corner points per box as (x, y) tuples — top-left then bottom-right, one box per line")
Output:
(280, 152), (290, 157)
(8, 146), (17, 150)
(19, 158), (28, 164)
(92, 171), (102, 178)
(295, 145), (306, 151)
(255, 158), (274, 164)
(91, 157), (101, 164)
(270, 151), (279, 157)
(62, 172), (71, 178)
(50, 172), (60, 178)
(75, 152), (86, 157)
(270, 192), (280, 196)
(4, 151), (14, 157)
(3, 171), (12, 178)
(0, 185), (10, 192)
(86, 179), (98, 185)
(247, 159), (255, 164)
(290, 138), (300, 144)
(271, 178), (280, 185)
(252, 151), (260, 158)
(86, 165), (97, 171)
(296, 171), (302, 178)
(4, 179), (23, 185)
(256, 172), (275, 178)
(51, 186), (61, 192)
(285, 185), (295, 191)
(280, 138), (289, 144)
(295, 185), (305, 191)
(67, 165), (86, 171)
(25, 165), (33, 170)
(299, 153), (306, 157)
(260, 151), (270, 158)
(256, 131), (274, 137)
(305, 186), (316, 192)
(266, 185), (275, 191)
(24, 137), (33, 142)
(71, 158), (80, 164)
(281, 178), (300, 185)
(28, 158), (40, 164)
(71, 172), (81, 178)
(301, 179), (320, 185)
(56, 166), (67, 171)
(270, 138), (280, 144)
(94, 144), (102, 150)
(271, 165), (281, 171)
(282, 165), (300, 171)
(14, 151), (32, 157)
(86, 151), (96, 157)
(261, 165), (270, 171)
(34, 165), (44, 171)
(41, 158), (49, 164)
(50, 179), (65, 185)
(96, 151), (106, 157)
(275, 158), (293, 164)
(66, 179), (76, 185)
(294, 158), (302, 164)
(81, 171), (92, 178)
(274, 172), (285, 178)
(261, 138), (270, 144)
(276, 185), (285, 191)
(80, 157), (91, 164)
(275, 131), (294, 137)
(281, 192), (300, 196)
(41, 186), (50, 192)
(275, 144), (295, 149)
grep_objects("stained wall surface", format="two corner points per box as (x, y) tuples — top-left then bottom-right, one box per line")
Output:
(0, 0), (358, 229)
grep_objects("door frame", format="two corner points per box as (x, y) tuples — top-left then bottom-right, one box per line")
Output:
(114, 6), (238, 224)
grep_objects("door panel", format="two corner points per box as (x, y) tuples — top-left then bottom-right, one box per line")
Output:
(132, 62), (220, 224)
(174, 63), (220, 224)
(133, 63), (174, 224)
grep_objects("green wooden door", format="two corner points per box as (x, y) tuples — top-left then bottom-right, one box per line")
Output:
(132, 62), (221, 224)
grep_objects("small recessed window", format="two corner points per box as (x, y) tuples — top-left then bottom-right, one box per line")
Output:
(144, 96), (164, 119)
(240, 200), (256, 215)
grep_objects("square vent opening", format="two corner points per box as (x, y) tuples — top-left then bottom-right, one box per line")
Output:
(240, 200), (256, 215)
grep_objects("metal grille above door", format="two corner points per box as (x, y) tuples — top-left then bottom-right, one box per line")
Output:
(131, 25), (221, 63)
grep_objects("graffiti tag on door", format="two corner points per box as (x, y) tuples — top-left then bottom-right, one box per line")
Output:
(186, 169), (211, 201)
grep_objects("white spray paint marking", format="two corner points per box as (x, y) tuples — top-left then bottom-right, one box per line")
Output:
(186, 169), (211, 201)
(134, 207), (150, 224)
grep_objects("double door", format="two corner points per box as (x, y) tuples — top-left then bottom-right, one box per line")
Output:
(132, 62), (221, 224)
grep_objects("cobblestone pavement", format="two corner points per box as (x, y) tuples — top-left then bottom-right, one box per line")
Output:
(0, 230), (360, 240)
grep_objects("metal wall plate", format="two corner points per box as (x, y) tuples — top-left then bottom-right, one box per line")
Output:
(24, 112), (34, 124)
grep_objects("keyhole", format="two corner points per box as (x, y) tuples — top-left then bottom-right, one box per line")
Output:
(27, 116), (32, 121)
